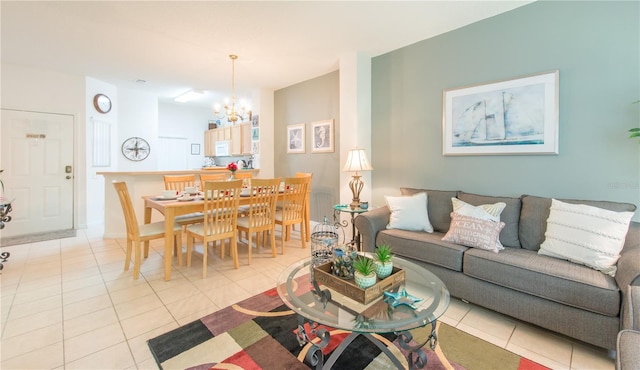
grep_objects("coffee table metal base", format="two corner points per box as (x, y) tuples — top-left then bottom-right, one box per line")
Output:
(296, 315), (438, 370)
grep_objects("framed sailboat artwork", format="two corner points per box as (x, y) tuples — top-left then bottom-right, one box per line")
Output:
(442, 70), (559, 156)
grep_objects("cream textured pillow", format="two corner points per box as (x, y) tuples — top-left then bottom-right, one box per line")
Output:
(442, 212), (505, 252)
(452, 197), (506, 221)
(538, 199), (634, 276)
(385, 192), (434, 233)
(452, 197), (506, 248)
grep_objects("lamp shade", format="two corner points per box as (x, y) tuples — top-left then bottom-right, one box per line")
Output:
(343, 148), (373, 172)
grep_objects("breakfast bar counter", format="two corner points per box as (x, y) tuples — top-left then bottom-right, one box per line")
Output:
(97, 169), (259, 238)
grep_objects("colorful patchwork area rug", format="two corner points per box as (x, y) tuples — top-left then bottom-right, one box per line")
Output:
(148, 287), (549, 370)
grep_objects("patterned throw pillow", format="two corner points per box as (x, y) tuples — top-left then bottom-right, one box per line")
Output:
(442, 212), (506, 252)
(452, 197), (506, 249)
(385, 192), (434, 233)
(538, 199), (634, 276)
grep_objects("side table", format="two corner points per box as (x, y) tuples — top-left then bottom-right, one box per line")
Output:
(333, 204), (368, 251)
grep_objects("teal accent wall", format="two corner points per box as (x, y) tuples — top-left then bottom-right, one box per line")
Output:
(371, 1), (640, 219)
(274, 71), (340, 222)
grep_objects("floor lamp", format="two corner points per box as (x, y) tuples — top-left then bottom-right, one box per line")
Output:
(343, 148), (373, 209)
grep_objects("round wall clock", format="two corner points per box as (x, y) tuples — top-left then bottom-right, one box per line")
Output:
(121, 137), (150, 161)
(93, 93), (112, 113)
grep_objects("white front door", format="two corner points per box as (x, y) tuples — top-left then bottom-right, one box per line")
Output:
(1, 109), (75, 237)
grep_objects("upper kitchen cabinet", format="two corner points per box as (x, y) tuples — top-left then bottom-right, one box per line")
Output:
(204, 129), (216, 156)
(217, 126), (231, 141)
(231, 123), (252, 155)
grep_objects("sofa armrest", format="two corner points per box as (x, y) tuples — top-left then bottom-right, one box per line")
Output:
(354, 206), (390, 253)
(616, 330), (640, 370)
(621, 285), (640, 331)
(616, 222), (640, 289)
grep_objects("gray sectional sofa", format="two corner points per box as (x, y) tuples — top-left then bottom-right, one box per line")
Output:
(354, 188), (640, 351)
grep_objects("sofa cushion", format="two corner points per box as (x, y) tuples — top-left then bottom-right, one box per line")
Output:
(519, 195), (638, 251)
(458, 192), (522, 248)
(538, 199), (634, 277)
(442, 213), (505, 252)
(385, 192), (434, 232)
(376, 229), (468, 271)
(463, 247), (620, 316)
(400, 188), (459, 233)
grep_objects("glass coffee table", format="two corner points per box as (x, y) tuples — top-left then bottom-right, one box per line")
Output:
(276, 254), (450, 369)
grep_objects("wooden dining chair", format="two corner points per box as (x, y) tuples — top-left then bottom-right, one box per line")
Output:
(295, 172), (313, 242)
(186, 179), (243, 277)
(274, 176), (310, 254)
(164, 174), (196, 192)
(164, 174), (203, 234)
(234, 172), (253, 181)
(199, 173), (227, 190)
(235, 178), (281, 265)
(113, 181), (182, 279)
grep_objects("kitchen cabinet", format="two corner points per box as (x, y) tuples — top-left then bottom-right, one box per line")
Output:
(231, 123), (252, 155)
(204, 130), (216, 156)
(204, 123), (251, 157)
(217, 126), (231, 141)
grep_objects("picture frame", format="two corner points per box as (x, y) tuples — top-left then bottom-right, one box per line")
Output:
(311, 119), (334, 153)
(287, 123), (305, 154)
(442, 70), (559, 156)
(190, 143), (200, 155)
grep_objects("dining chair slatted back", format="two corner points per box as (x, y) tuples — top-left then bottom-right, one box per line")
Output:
(199, 173), (227, 190)
(234, 172), (253, 180)
(113, 181), (182, 279)
(164, 174), (196, 192)
(295, 172), (313, 242)
(275, 176), (310, 254)
(186, 179), (243, 276)
(236, 178), (281, 265)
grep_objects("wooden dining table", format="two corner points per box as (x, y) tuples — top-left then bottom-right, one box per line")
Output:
(144, 191), (310, 281)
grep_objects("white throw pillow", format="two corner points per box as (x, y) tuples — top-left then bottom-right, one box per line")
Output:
(385, 192), (434, 233)
(538, 199), (634, 276)
(442, 212), (505, 252)
(452, 197), (506, 221)
(451, 197), (506, 248)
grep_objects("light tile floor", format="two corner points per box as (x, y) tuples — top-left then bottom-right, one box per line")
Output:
(0, 226), (614, 369)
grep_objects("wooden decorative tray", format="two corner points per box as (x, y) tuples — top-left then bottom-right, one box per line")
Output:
(313, 261), (405, 305)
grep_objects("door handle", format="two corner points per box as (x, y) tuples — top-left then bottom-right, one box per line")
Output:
(66, 175), (72, 180)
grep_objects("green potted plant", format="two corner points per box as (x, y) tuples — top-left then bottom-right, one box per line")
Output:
(353, 256), (377, 289)
(374, 244), (394, 278)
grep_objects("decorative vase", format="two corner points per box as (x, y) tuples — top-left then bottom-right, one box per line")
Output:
(229, 171), (237, 180)
(331, 245), (357, 279)
(375, 261), (393, 279)
(354, 271), (377, 289)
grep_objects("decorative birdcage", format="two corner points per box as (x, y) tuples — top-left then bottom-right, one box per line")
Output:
(310, 217), (339, 270)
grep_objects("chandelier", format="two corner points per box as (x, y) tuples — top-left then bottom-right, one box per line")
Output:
(214, 55), (251, 123)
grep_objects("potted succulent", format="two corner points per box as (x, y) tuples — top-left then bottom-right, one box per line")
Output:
(353, 256), (377, 289)
(374, 244), (394, 279)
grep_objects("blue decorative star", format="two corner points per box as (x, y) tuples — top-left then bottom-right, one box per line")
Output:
(383, 288), (423, 310)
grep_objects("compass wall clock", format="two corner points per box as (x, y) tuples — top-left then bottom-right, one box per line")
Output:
(121, 137), (150, 161)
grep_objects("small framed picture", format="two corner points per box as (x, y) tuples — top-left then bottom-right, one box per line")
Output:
(190, 143), (200, 155)
(252, 127), (259, 141)
(311, 119), (334, 153)
(287, 123), (305, 154)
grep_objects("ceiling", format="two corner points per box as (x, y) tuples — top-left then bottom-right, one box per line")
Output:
(1, 1), (532, 109)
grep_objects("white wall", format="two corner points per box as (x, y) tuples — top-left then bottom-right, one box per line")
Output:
(158, 102), (215, 170)
(86, 77), (118, 225)
(117, 88), (159, 171)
